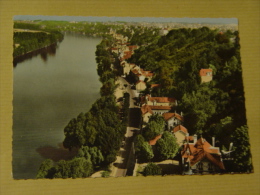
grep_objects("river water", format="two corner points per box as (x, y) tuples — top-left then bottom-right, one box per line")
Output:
(13, 34), (102, 179)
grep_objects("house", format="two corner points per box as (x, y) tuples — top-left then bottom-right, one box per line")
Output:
(149, 105), (171, 115)
(129, 67), (153, 83)
(181, 136), (225, 174)
(163, 112), (184, 130)
(200, 69), (213, 83)
(141, 94), (176, 107)
(141, 105), (153, 124)
(172, 125), (188, 146)
(136, 80), (147, 92)
(149, 134), (162, 146)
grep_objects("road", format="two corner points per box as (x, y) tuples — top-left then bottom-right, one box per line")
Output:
(112, 77), (141, 177)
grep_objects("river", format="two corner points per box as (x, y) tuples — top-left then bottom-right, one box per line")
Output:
(13, 34), (102, 179)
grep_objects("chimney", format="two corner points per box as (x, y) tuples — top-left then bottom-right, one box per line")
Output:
(212, 137), (215, 147)
(193, 134), (197, 144)
(186, 133), (189, 142)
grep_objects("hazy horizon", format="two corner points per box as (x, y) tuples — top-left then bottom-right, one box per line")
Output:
(13, 15), (238, 24)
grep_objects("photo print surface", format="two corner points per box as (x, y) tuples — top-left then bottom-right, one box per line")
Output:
(12, 15), (253, 179)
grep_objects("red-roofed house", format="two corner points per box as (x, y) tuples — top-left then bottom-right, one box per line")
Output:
(181, 136), (225, 174)
(200, 69), (213, 83)
(150, 105), (172, 115)
(163, 112), (184, 130)
(141, 105), (153, 124)
(142, 94), (176, 107)
(172, 125), (188, 146)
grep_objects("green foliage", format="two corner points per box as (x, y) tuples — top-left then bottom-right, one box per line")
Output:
(231, 125), (252, 172)
(76, 146), (104, 166)
(36, 159), (55, 179)
(53, 158), (94, 179)
(101, 170), (111, 178)
(143, 114), (165, 141)
(13, 31), (63, 57)
(134, 135), (154, 162)
(155, 131), (179, 160)
(143, 163), (162, 176)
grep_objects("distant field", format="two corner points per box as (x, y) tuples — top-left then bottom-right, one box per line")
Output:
(14, 29), (49, 34)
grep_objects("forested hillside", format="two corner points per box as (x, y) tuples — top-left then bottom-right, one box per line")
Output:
(128, 27), (252, 172)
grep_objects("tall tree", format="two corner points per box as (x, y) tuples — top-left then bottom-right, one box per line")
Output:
(134, 135), (154, 162)
(155, 131), (179, 160)
(231, 125), (253, 172)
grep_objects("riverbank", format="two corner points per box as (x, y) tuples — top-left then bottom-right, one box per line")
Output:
(13, 42), (59, 66)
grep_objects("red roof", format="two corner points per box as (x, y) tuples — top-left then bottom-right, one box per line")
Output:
(149, 134), (162, 145)
(148, 96), (176, 103)
(128, 45), (138, 51)
(163, 112), (183, 121)
(151, 84), (160, 88)
(173, 125), (188, 134)
(140, 69), (154, 77)
(182, 138), (224, 170)
(141, 105), (153, 115)
(200, 69), (213, 76)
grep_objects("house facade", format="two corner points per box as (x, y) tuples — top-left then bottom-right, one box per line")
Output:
(200, 69), (213, 83)
(181, 136), (225, 174)
(163, 112), (183, 130)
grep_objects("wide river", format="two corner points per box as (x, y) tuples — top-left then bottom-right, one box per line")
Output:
(13, 34), (102, 179)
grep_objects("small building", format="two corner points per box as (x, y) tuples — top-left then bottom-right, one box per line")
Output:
(200, 69), (213, 83)
(181, 136), (225, 174)
(172, 125), (188, 146)
(142, 94), (176, 107)
(141, 105), (153, 124)
(149, 105), (171, 115)
(163, 112), (184, 130)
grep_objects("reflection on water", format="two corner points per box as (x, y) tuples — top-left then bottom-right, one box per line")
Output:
(36, 143), (78, 162)
(13, 34), (102, 179)
(13, 43), (58, 67)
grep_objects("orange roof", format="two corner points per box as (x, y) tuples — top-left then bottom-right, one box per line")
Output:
(151, 84), (160, 88)
(131, 69), (140, 75)
(200, 69), (213, 76)
(163, 112), (183, 121)
(150, 106), (172, 110)
(173, 125), (188, 134)
(149, 134), (162, 145)
(141, 105), (153, 115)
(148, 96), (176, 103)
(140, 69), (154, 77)
(182, 138), (224, 170)
(128, 45), (138, 50)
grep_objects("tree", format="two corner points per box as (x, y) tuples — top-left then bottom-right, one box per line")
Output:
(231, 125), (252, 172)
(77, 146), (104, 166)
(143, 163), (162, 176)
(63, 113), (86, 150)
(134, 135), (154, 162)
(53, 158), (94, 179)
(143, 114), (165, 141)
(36, 159), (55, 179)
(155, 131), (179, 160)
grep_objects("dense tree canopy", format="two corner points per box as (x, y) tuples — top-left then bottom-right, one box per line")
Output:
(134, 134), (154, 162)
(143, 163), (162, 176)
(155, 131), (179, 160)
(231, 125), (252, 172)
